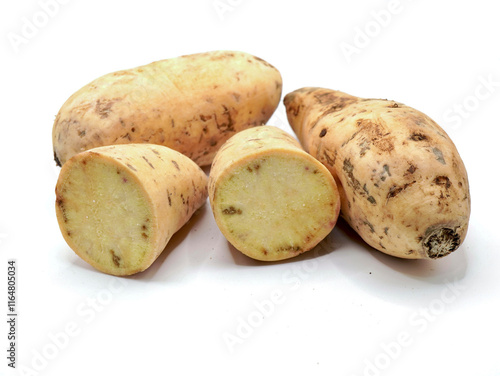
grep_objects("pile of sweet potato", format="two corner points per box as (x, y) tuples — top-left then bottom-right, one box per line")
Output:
(52, 50), (470, 276)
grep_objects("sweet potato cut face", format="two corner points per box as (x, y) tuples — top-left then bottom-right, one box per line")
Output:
(209, 126), (340, 261)
(55, 144), (208, 275)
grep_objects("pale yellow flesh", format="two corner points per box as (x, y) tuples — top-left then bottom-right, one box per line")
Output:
(214, 153), (337, 261)
(56, 157), (153, 275)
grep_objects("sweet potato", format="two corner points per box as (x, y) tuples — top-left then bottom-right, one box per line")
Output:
(208, 126), (340, 261)
(284, 87), (470, 259)
(52, 50), (282, 167)
(55, 144), (208, 275)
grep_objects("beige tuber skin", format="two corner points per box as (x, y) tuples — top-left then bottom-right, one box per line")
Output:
(55, 144), (208, 275)
(208, 125), (340, 261)
(284, 87), (471, 259)
(52, 50), (282, 167)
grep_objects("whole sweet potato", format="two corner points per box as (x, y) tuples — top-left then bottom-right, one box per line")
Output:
(53, 50), (282, 167)
(284, 87), (471, 259)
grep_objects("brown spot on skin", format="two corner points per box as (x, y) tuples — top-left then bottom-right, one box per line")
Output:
(142, 232), (148, 239)
(390, 102), (399, 108)
(406, 164), (417, 175)
(410, 132), (428, 141)
(253, 55), (276, 69)
(168, 195), (172, 206)
(95, 99), (117, 119)
(171, 160), (180, 171)
(262, 249), (268, 256)
(66, 230), (72, 237)
(433, 176), (452, 189)
(126, 163), (137, 171)
(374, 138), (394, 152)
(54, 151), (62, 167)
(122, 177), (128, 183)
(79, 130), (86, 137)
(384, 227), (389, 235)
(386, 181), (416, 202)
(142, 156), (154, 169)
(110, 250), (121, 267)
(322, 149), (336, 167)
(319, 129), (327, 138)
(222, 206), (242, 215)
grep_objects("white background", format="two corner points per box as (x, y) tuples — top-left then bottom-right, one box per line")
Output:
(1, 0), (499, 375)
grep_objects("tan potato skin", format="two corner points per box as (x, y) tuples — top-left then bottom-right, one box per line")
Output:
(55, 144), (208, 275)
(284, 87), (471, 259)
(208, 126), (341, 261)
(52, 50), (282, 167)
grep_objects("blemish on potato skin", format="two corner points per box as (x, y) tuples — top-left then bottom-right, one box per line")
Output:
(171, 160), (180, 171)
(386, 181), (416, 202)
(363, 220), (375, 233)
(126, 163), (137, 171)
(343, 158), (361, 192)
(95, 98), (117, 119)
(142, 156), (154, 169)
(319, 129), (327, 137)
(433, 176), (451, 189)
(405, 164), (417, 175)
(54, 151), (62, 167)
(432, 147), (446, 164)
(410, 132), (427, 141)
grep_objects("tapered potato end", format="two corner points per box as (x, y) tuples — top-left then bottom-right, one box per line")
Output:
(211, 149), (340, 261)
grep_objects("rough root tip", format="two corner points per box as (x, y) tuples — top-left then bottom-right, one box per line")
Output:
(424, 227), (461, 259)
